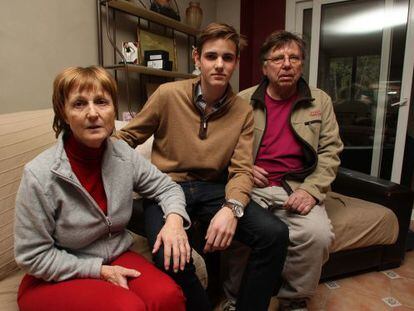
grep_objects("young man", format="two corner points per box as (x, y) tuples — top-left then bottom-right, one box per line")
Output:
(223, 30), (344, 311)
(117, 23), (289, 311)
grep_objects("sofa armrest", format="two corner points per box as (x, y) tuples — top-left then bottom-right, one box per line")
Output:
(331, 167), (414, 266)
(332, 167), (413, 213)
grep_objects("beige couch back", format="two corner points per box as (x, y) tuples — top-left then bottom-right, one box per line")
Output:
(0, 111), (155, 281)
(0, 109), (56, 280)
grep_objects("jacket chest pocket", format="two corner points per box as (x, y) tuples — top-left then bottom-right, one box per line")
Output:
(304, 119), (322, 126)
(292, 118), (322, 150)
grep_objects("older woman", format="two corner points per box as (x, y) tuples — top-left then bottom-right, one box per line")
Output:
(14, 66), (189, 311)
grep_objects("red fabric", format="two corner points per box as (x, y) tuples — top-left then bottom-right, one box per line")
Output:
(17, 251), (185, 311)
(240, 0), (286, 89)
(255, 93), (304, 186)
(64, 134), (108, 214)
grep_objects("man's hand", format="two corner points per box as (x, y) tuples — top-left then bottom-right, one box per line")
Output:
(253, 165), (270, 187)
(100, 265), (140, 289)
(284, 189), (316, 215)
(152, 213), (191, 273)
(204, 207), (238, 253)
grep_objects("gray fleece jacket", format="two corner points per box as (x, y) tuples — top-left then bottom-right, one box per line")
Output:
(14, 133), (189, 282)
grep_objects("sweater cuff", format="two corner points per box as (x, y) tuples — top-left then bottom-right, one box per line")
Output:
(225, 193), (250, 207)
(298, 184), (325, 204)
(163, 206), (191, 229)
(80, 257), (103, 279)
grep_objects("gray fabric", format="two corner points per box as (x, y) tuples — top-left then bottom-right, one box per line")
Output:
(14, 133), (189, 282)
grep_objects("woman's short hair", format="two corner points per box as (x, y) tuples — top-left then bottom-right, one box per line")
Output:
(52, 66), (118, 138)
(260, 30), (306, 64)
(195, 22), (247, 56)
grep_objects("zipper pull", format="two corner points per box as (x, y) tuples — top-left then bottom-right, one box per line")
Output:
(199, 117), (208, 139)
(106, 216), (112, 238)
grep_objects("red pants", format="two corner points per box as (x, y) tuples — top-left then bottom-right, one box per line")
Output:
(17, 251), (185, 311)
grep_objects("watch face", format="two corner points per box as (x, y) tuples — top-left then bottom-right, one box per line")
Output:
(234, 206), (244, 218)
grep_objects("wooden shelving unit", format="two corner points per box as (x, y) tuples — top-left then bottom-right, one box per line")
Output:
(97, 0), (198, 109)
(107, 0), (198, 36)
(106, 64), (196, 80)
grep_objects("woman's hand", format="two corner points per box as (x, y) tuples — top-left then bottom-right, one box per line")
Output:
(100, 265), (140, 289)
(152, 213), (191, 273)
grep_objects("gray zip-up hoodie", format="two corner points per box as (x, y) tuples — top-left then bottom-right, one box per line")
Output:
(14, 133), (189, 282)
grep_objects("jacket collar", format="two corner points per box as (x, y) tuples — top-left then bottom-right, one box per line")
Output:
(51, 132), (115, 180)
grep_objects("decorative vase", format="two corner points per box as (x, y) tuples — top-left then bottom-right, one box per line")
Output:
(185, 2), (203, 29)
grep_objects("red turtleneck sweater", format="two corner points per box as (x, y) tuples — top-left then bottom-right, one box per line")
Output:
(64, 135), (108, 214)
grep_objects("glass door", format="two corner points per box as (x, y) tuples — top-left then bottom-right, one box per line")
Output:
(287, 0), (414, 183)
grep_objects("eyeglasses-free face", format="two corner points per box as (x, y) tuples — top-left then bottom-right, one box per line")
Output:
(194, 38), (239, 92)
(63, 87), (116, 148)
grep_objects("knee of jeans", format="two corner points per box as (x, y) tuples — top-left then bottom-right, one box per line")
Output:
(152, 252), (197, 277)
(151, 250), (165, 269)
(261, 218), (289, 249)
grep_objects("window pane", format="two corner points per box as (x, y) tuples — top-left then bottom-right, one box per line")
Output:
(317, 0), (409, 176)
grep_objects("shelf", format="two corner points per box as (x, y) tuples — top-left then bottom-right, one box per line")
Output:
(107, 0), (199, 36)
(106, 64), (196, 79)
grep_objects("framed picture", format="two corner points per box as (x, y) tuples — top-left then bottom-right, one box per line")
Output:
(121, 41), (139, 64)
(137, 28), (178, 71)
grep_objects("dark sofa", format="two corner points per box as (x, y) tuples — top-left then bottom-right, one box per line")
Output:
(321, 167), (414, 280)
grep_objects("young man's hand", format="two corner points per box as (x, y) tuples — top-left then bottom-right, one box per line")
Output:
(253, 165), (270, 187)
(100, 265), (140, 289)
(152, 213), (191, 273)
(204, 207), (237, 253)
(284, 189), (316, 215)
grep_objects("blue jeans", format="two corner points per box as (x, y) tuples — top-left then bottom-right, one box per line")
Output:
(143, 181), (289, 311)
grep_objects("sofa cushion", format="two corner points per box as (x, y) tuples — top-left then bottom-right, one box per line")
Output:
(0, 269), (23, 310)
(114, 120), (153, 161)
(326, 192), (399, 253)
(0, 109), (56, 281)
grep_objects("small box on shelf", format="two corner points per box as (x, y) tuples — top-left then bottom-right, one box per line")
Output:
(144, 49), (172, 71)
(147, 59), (173, 71)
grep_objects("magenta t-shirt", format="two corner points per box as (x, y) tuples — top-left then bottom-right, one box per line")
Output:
(254, 92), (304, 186)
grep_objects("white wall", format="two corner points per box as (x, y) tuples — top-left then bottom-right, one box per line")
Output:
(216, 0), (241, 92)
(0, 0), (98, 114)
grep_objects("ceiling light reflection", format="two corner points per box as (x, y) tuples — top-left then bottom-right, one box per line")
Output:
(324, 6), (407, 35)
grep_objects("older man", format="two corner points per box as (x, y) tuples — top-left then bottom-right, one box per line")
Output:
(223, 30), (343, 311)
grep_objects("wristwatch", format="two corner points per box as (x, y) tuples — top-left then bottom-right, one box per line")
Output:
(223, 199), (244, 218)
